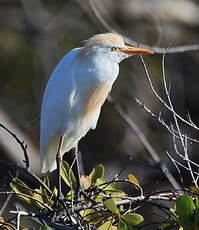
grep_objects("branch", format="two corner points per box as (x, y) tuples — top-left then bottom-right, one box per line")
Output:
(0, 123), (29, 170)
(0, 221), (16, 230)
(0, 191), (53, 211)
(87, 0), (199, 54)
(0, 170), (19, 216)
(139, 55), (199, 131)
(107, 95), (181, 190)
(135, 98), (199, 144)
(161, 52), (198, 187)
(0, 160), (52, 195)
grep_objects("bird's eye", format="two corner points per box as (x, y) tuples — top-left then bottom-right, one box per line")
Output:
(111, 47), (118, 51)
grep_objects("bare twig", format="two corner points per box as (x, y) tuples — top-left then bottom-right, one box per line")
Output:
(161, 52), (198, 187)
(0, 123), (30, 170)
(0, 192), (13, 216)
(107, 95), (181, 190)
(135, 98), (199, 144)
(87, 0), (199, 54)
(10, 210), (76, 230)
(136, 101), (199, 169)
(0, 160), (52, 194)
(0, 221), (17, 230)
(0, 191), (53, 211)
(166, 151), (185, 186)
(0, 170), (19, 216)
(138, 49), (199, 188)
(16, 207), (20, 230)
(167, 151), (199, 177)
(139, 55), (199, 131)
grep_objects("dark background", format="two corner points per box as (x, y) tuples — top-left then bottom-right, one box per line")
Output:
(0, 0), (199, 228)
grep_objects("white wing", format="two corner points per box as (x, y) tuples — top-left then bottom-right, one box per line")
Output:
(40, 48), (80, 173)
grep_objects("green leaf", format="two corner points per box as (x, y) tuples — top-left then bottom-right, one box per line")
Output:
(39, 225), (49, 230)
(89, 164), (105, 184)
(118, 220), (125, 230)
(33, 189), (46, 208)
(122, 213), (144, 227)
(158, 223), (173, 230)
(97, 219), (112, 230)
(195, 198), (199, 209)
(194, 208), (199, 224)
(96, 178), (107, 186)
(65, 190), (75, 200)
(50, 186), (57, 200)
(61, 160), (77, 189)
(83, 208), (104, 224)
(128, 174), (139, 186)
(103, 198), (120, 215)
(118, 220), (134, 230)
(176, 195), (194, 223)
(96, 178), (117, 191)
(42, 176), (50, 188)
(10, 178), (33, 203)
(34, 189), (43, 201)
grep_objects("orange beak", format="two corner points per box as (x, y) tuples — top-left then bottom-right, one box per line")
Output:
(119, 46), (154, 55)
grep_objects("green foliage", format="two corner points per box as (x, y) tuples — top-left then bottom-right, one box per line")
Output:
(103, 198), (120, 215)
(9, 164), (199, 230)
(61, 160), (77, 189)
(97, 219), (113, 230)
(128, 174), (140, 186)
(10, 178), (33, 203)
(89, 164), (105, 184)
(176, 195), (194, 224)
(8, 163), (144, 229)
(160, 193), (199, 230)
(121, 213), (144, 227)
(39, 225), (49, 230)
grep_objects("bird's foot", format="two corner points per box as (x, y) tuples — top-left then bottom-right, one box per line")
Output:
(77, 189), (97, 205)
(56, 192), (65, 207)
(52, 193), (65, 220)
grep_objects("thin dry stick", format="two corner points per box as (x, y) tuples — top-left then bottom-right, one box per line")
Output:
(88, 0), (199, 54)
(10, 210), (75, 230)
(139, 55), (199, 131)
(135, 98), (199, 144)
(16, 207), (20, 230)
(107, 95), (181, 190)
(0, 123), (29, 170)
(161, 52), (198, 187)
(167, 152), (199, 177)
(88, 0), (115, 33)
(184, 135), (198, 187)
(0, 191), (53, 211)
(0, 192), (12, 216)
(0, 221), (16, 230)
(0, 170), (19, 216)
(170, 124), (199, 168)
(0, 160), (52, 194)
(166, 151), (185, 186)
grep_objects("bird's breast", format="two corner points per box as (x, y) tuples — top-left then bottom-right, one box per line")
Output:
(72, 56), (119, 128)
(83, 81), (111, 121)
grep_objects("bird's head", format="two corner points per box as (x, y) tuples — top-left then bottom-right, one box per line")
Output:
(80, 33), (154, 63)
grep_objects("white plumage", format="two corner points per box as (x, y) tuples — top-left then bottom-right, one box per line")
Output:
(40, 33), (153, 173)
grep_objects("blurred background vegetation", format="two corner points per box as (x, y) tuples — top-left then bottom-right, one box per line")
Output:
(1, 0), (199, 228)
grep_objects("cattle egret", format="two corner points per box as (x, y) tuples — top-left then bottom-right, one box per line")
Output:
(40, 33), (153, 189)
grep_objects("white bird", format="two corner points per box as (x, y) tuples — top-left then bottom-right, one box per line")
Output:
(40, 33), (153, 174)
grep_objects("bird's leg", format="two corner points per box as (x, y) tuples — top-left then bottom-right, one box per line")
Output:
(56, 136), (64, 201)
(72, 144), (82, 198)
(75, 144), (81, 188)
(52, 137), (64, 220)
